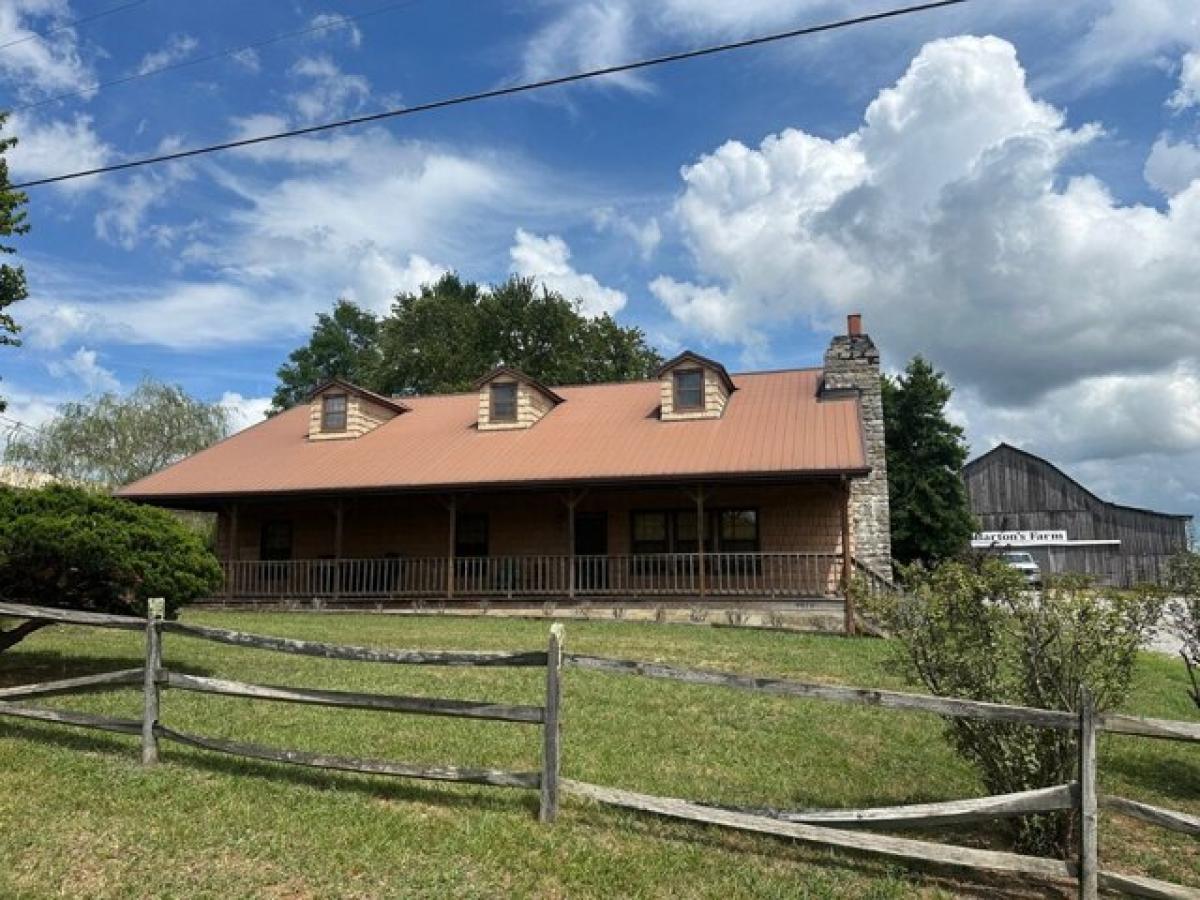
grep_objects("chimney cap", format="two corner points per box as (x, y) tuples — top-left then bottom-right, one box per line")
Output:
(847, 313), (862, 336)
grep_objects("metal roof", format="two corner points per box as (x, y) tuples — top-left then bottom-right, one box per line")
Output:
(117, 368), (867, 502)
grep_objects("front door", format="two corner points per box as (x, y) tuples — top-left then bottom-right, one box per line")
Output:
(574, 512), (608, 591)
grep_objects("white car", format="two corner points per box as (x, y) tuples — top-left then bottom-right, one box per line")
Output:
(999, 551), (1042, 588)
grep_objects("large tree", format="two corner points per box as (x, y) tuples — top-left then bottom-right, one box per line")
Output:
(882, 356), (976, 565)
(3, 379), (231, 488)
(271, 299), (381, 411)
(0, 113), (30, 413)
(270, 273), (662, 406)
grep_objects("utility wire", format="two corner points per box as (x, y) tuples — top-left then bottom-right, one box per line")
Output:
(10, 0), (426, 114)
(10, 0), (968, 190)
(0, 0), (152, 52)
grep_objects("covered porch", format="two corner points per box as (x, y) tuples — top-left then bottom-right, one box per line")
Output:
(213, 480), (860, 605)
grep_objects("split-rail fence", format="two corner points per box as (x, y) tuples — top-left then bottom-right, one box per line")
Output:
(0, 599), (1197, 899)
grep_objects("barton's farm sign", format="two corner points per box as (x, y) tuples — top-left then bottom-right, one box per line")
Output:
(972, 530), (1068, 544)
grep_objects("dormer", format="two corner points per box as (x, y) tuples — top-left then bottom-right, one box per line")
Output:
(658, 351), (736, 421)
(306, 379), (409, 441)
(475, 366), (564, 431)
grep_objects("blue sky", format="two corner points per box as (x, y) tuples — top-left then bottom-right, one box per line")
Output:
(2, 0), (1200, 523)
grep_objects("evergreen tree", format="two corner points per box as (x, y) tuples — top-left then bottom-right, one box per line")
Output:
(882, 356), (976, 565)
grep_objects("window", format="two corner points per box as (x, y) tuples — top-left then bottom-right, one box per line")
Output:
(490, 382), (518, 422)
(673, 369), (704, 410)
(719, 509), (759, 553)
(631, 511), (669, 555)
(260, 521), (293, 561)
(321, 394), (348, 432)
(455, 513), (489, 557)
(674, 509), (715, 554)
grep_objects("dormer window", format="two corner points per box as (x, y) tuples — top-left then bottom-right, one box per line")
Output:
(490, 382), (518, 423)
(658, 351), (736, 421)
(475, 365), (564, 431)
(321, 394), (348, 432)
(673, 369), (704, 411)
(305, 379), (409, 441)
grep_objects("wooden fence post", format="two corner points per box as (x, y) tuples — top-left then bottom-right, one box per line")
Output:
(1078, 685), (1098, 900)
(540, 623), (564, 824)
(141, 597), (165, 766)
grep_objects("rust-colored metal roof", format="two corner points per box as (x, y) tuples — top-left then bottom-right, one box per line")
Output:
(117, 368), (867, 502)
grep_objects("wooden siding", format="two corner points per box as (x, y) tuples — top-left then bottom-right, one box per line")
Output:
(963, 444), (1190, 586)
(660, 365), (730, 421)
(477, 378), (557, 431)
(307, 391), (398, 441)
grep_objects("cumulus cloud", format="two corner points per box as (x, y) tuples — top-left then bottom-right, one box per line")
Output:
(5, 112), (112, 193)
(0, 0), (94, 100)
(510, 229), (627, 317)
(652, 34), (1200, 480)
(220, 392), (272, 432)
(287, 55), (370, 123)
(592, 207), (661, 260)
(1169, 50), (1200, 110)
(46, 346), (120, 393)
(1144, 135), (1200, 196)
(135, 33), (198, 75)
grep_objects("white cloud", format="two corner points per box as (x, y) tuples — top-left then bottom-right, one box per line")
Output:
(230, 47), (260, 72)
(1060, 0), (1200, 91)
(136, 33), (197, 75)
(6, 112), (112, 193)
(220, 392), (271, 432)
(510, 229), (627, 317)
(1169, 50), (1200, 110)
(287, 55), (370, 123)
(592, 207), (661, 260)
(1144, 135), (1200, 196)
(652, 35), (1200, 480)
(521, 2), (651, 94)
(310, 12), (363, 48)
(0, 0), (94, 100)
(47, 346), (119, 392)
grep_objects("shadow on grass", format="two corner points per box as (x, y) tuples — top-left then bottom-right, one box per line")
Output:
(1105, 751), (1200, 801)
(566, 803), (1070, 899)
(0, 650), (213, 688)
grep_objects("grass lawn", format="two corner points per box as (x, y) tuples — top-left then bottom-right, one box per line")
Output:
(0, 612), (1197, 899)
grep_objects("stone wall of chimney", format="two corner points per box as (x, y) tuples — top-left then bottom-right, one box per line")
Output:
(823, 323), (893, 579)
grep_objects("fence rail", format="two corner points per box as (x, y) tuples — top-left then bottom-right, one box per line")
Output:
(220, 552), (846, 601)
(1, 602), (1197, 898)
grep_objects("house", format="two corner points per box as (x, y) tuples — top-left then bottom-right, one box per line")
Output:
(964, 443), (1191, 587)
(117, 315), (892, 607)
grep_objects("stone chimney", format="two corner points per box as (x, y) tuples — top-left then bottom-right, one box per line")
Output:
(823, 314), (892, 579)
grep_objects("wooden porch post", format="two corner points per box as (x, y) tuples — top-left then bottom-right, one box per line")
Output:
(225, 503), (239, 600)
(841, 478), (856, 636)
(566, 494), (577, 601)
(696, 486), (707, 600)
(446, 495), (457, 600)
(333, 499), (344, 602)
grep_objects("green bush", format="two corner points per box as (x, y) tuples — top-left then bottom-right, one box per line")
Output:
(1167, 550), (1200, 708)
(0, 485), (221, 620)
(868, 559), (1162, 857)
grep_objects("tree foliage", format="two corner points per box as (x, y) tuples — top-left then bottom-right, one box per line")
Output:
(869, 560), (1162, 856)
(0, 485), (222, 650)
(3, 379), (231, 488)
(1167, 550), (1200, 708)
(882, 356), (976, 565)
(271, 299), (382, 411)
(271, 274), (662, 409)
(0, 113), (30, 413)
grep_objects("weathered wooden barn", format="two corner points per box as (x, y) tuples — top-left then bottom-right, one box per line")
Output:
(963, 444), (1192, 587)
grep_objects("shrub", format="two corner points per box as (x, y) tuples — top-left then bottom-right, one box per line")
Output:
(0, 485), (222, 626)
(868, 559), (1162, 857)
(1167, 550), (1200, 709)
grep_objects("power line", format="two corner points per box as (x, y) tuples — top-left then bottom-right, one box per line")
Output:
(10, 0), (426, 114)
(10, 0), (967, 191)
(0, 0), (153, 52)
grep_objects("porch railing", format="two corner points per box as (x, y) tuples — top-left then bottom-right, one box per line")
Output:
(220, 553), (845, 601)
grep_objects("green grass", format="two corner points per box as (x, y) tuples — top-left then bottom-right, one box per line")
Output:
(0, 612), (1197, 898)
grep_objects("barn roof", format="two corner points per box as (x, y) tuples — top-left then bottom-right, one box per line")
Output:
(964, 443), (1192, 522)
(117, 367), (869, 505)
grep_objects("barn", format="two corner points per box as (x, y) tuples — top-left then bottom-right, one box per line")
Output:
(962, 444), (1192, 587)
